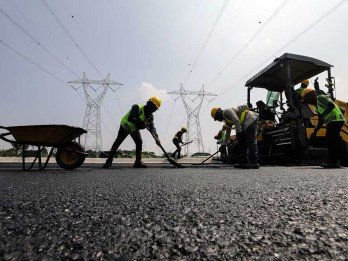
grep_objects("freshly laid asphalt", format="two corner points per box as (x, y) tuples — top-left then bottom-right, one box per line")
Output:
(0, 162), (347, 260)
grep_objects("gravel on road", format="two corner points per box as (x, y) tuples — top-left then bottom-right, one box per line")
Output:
(0, 165), (347, 260)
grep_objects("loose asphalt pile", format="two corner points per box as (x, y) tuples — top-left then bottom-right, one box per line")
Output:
(0, 165), (347, 260)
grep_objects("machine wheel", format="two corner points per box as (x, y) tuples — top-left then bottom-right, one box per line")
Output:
(56, 141), (86, 170)
(340, 140), (348, 167)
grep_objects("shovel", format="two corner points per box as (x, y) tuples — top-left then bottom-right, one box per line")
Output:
(146, 127), (185, 168)
(193, 151), (219, 165)
(181, 140), (193, 146)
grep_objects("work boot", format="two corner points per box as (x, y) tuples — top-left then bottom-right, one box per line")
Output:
(248, 163), (260, 169)
(234, 162), (248, 169)
(321, 161), (340, 168)
(133, 161), (147, 168)
(102, 162), (112, 169)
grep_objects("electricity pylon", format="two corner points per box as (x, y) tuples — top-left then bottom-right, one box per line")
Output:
(68, 72), (123, 154)
(168, 84), (216, 155)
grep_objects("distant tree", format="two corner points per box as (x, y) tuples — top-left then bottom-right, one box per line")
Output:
(0, 148), (18, 157)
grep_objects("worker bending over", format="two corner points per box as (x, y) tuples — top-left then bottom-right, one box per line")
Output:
(103, 97), (161, 169)
(211, 105), (259, 169)
(301, 88), (345, 168)
(171, 127), (187, 159)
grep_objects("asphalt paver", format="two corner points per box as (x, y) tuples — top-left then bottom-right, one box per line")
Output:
(0, 165), (347, 260)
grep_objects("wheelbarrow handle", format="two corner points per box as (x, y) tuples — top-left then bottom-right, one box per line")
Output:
(0, 126), (18, 144)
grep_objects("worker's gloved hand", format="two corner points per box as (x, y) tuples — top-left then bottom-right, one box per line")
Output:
(219, 145), (226, 153)
(138, 121), (148, 129)
(236, 132), (245, 142)
(137, 122), (147, 129)
(155, 138), (161, 146)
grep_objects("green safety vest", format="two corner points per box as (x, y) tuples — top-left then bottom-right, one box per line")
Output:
(224, 109), (248, 126)
(316, 95), (345, 124)
(121, 104), (145, 133)
(239, 109), (249, 125)
(219, 131), (226, 143)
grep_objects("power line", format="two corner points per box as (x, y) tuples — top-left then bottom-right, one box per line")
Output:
(214, 0), (348, 100)
(0, 6), (80, 78)
(40, 0), (103, 78)
(0, 38), (85, 103)
(205, 0), (290, 88)
(39, 0), (125, 147)
(1, 39), (68, 88)
(182, 0), (230, 87)
(163, 99), (177, 142)
(269, 0), (348, 57)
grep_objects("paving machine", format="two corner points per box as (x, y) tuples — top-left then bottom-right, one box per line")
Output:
(222, 53), (348, 165)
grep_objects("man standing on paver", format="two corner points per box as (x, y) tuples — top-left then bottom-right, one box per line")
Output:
(103, 97), (161, 169)
(211, 105), (259, 169)
(301, 88), (345, 168)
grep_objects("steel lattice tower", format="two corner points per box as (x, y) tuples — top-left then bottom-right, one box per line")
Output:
(68, 73), (123, 154)
(168, 84), (216, 155)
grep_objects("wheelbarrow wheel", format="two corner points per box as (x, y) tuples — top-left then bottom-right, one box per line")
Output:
(56, 141), (86, 170)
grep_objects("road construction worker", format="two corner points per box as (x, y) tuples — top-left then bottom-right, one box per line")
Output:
(214, 124), (227, 144)
(214, 125), (227, 156)
(171, 127), (187, 159)
(211, 105), (259, 169)
(301, 88), (345, 168)
(103, 97), (161, 169)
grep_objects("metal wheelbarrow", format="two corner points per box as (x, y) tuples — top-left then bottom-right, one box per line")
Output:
(0, 125), (87, 170)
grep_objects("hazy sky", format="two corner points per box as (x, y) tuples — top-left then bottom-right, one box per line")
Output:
(1, 0), (348, 155)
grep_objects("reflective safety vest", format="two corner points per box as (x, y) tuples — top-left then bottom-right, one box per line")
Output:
(173, 131), (183, 142)
(239, 109), (249, 125)
(316, 95), (345, 124)
(121, 104), (145, 133)
(219, 131), (226, 143)
(173, 132), (180, 140)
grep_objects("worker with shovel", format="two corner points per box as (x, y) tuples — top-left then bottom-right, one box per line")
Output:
(211, 105), (259, 169)
(171, 127), (187, 159)
(214, 124), (228, 157)
(103, 97), (161, 169)
(301, 88), (345, 168)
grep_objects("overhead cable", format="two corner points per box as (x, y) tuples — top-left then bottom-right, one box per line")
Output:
(163, 99), (177, 142)
(206, 0), (290, 88)
(182, 0), (230, 87)
(0, 6), (80, 78)
(40, 0), (103, 78)
(0, 39), (85, 103)
(1, 39), (70, 88)
(215, 0), (348, 99)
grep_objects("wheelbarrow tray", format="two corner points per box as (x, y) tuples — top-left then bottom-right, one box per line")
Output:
(5, 125), (86, 147)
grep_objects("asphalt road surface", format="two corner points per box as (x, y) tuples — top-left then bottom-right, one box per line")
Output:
(0, 164), (347, 260)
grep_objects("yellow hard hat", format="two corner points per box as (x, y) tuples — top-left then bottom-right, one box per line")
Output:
(211, 107), (221, 119)
(301, 88), (315, 100)
(181, 127), (187, 132)
(149, 96), (161, 109)
(301, 79), (309, 86)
